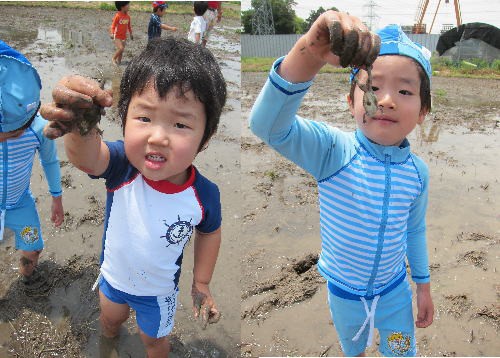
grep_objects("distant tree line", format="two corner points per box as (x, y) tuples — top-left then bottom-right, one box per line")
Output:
(241, 0), (338, 34)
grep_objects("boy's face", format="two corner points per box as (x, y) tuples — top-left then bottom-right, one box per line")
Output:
(124, 83), (206, 185)
(0, 128), (25, 143)
(348, 55), (427, 147)
(157, 7), (166, 16)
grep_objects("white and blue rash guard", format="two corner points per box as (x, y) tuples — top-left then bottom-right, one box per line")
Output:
(92, 141), (221, 297)
(250, 57), (430, 299)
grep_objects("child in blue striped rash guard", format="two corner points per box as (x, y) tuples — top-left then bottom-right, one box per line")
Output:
(0, 41), (64, 288)
(250, 11), (434, 357)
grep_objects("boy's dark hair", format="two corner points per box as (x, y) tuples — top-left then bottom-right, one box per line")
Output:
(194, 1), (209, 16)
(349, 58), (431, 114)
(118, 38), (227, 151)
(115, 1), (130, 11)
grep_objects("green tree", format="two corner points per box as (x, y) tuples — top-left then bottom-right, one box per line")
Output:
(241, 0), (301, 34)
(304, 6), (339, 32)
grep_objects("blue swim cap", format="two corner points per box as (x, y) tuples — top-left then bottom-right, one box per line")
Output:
(351, 24), (432, 82)
(0, 40), (42, 132)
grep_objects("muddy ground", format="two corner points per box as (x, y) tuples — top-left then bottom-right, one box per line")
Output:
(0, 4), (240, 357)
(240, 72), (499, 357)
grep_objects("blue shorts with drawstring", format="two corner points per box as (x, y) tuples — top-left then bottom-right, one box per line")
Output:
(99, 276), (179, 338)
(328, 279), (416, 357)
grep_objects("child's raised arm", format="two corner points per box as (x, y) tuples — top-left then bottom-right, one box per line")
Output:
(40, 75), (112, 176)
(279, 11), (379, 83)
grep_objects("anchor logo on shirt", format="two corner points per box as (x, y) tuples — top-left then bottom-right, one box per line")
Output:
(161, 215), (193, 246)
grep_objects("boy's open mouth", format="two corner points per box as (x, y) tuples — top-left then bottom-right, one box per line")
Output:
(146, 154), (166, 162)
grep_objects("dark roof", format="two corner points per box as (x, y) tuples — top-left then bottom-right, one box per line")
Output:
(436, 23), (500, 55)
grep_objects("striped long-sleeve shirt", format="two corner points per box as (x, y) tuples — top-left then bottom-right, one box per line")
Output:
(249, 57), (430, 299)
(0, 114), (62, 211)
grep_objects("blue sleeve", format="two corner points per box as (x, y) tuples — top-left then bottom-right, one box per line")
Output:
(193, 171), (221, 234)
(32, 115), (62, 197)
(89, 140), (137, 190)
(406, 154), (430, 284)
(249, 57), (350, 181)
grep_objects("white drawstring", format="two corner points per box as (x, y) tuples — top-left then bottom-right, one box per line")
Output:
(0, 210), (5, 241)
(92, 272), (102, 291)
(352, 295), (380, 347)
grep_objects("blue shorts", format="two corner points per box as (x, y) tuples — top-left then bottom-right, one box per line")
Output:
(99, 276), (178, 338)
(328, 279), (416, 357)
(4, 192), (43, 251)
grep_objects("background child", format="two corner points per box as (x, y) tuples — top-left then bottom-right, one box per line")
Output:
(250, 12), (434, 357)
(109, 1), (133, 65)
(0, 40), (64, 288)
(41, 38), (226, 357)
(147, 1), (177, 42)
(188, 1), (208, 45)
(202, 1), (222, 47)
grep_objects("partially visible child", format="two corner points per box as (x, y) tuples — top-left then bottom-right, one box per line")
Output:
(109, 1), (133, 65)
(202, 1), (222, 47)
(0, 40), (64, 289)
(188, 1), (208, 45)
(147, 1), (178, 42)
(41, 38), (226, 357)
(250, 12), (434, 357)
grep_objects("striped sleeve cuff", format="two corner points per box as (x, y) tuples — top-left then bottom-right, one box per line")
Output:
(268, 56), (313, 96)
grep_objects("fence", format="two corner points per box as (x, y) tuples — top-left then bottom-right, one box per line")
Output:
(241, 34), (440, 58)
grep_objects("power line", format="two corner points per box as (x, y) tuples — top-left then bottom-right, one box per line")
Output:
(252, 0), (275, 35)
(363, 0), (380, 30)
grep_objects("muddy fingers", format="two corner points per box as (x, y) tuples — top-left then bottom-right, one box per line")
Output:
(328, 21), (380, 69)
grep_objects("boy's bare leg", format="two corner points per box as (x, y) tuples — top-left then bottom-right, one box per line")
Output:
(19, 250), (41, 277)
(139, 330), (170, 358)
(99, 290), (130, 337)
(113, 39), (124, 65)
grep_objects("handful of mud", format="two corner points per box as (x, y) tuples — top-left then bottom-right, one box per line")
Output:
(43, 76), (106, 139)
(329, 21), (381, 120)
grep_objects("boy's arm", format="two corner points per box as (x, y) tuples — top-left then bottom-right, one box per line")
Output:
(406, 156), (434, 327)
(278, 11), (376, 83)
(191, 228), (221, 327)
(40, 75), (112, 176)
(110, 13), (118, 38)
(128, 18), (133, 39)
(161, 23), (177, 31)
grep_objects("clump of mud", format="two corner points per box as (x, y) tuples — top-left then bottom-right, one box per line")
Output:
(458, 250), (487, 270)
(241, 253), (324, 319)
(441, 294), (472, 318)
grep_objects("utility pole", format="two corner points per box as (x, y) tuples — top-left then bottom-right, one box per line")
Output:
(252, 0), (275, 35)
(363, 0), (380, 31)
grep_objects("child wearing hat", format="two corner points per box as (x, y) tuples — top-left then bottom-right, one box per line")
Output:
(250, 11), (434, 357)
(109, 1), (133, 65)
(147, 1), (177, 42)
(0, 40), (63, 288)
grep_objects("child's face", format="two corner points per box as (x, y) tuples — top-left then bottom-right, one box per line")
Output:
(349, 55), (427, 146)
(0, 128), (25, 142)
(124, 84), (206, 184)
(121, 4), (130, 13)
(157, 7), (166, 16)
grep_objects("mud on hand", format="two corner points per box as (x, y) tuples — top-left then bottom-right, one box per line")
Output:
(328, 21), (380, 69)
(192, 286), (221, 330)
(41, 75), (111, 139)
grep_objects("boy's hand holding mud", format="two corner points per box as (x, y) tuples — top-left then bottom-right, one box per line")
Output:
(191, 281), (221, 329)
(279, 11), (380, 83)
(40, 75), (112, 139)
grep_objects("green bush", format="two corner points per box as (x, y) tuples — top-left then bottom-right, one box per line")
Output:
(99, 3), (115, 11)
(491, 59), (500, 71)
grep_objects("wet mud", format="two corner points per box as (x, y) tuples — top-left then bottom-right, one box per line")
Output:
(241, 72), (499, 356)
(0, 4), (240, 357)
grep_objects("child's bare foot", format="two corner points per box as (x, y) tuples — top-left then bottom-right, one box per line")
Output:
(112, 58), (119, 66)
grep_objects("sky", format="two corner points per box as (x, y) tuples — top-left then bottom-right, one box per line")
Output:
(240, 0), (500, 34)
